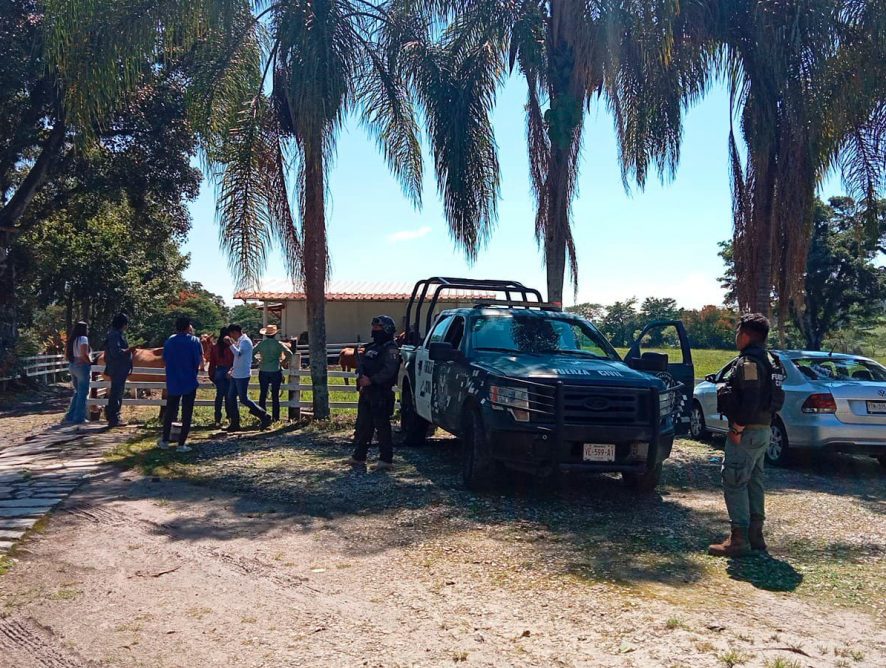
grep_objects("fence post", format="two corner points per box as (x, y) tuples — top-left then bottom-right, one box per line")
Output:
(288, 353), (301, 421)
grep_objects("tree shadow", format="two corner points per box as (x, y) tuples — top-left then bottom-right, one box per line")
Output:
(726, 553), (803, 592)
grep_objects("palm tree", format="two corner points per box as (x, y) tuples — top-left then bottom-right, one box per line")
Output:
(44, 0), (424, 418)
(722, 0), (886, 318)
(401, 0), (712, 304)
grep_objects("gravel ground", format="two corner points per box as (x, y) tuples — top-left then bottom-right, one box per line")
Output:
(0, 413), (883, 667)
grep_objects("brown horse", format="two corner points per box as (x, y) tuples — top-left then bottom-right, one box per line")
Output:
(337, 332), (406, 384)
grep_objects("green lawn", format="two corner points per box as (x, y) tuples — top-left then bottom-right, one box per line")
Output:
(616, 348), (737, 378)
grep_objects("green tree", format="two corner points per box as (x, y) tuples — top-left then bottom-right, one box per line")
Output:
(722, 1), (886, 316)
(412, 0), (710, 304)
(719, 196), (886, 350)
(600, 298), (639, 348)
(793, 197), (886, 350)
(137, 283), (228, 346)
(45, 1), (425, 418)
(681, 305), (736, 350)
(566, 302), (604, 323)
(228, 304), (280, 337)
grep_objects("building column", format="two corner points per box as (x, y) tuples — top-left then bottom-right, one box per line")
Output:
(262, 301), (269, 328)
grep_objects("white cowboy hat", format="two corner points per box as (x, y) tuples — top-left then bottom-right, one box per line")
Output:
(259, 324), (278, 336)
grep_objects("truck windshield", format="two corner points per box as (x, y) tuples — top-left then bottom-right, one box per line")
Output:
(471, 313), (617, 359)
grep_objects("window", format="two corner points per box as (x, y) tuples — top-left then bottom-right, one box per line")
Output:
(794, 357), (886, 382)
(635, 324), (688, 365)
(470, 313), (616, 359)
(444, 316), (466, 350)
(426, 315), (454, 345)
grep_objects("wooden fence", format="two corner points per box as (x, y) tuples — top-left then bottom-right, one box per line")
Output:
(85, 353), (391, 420)
(0, 354), (68, 384)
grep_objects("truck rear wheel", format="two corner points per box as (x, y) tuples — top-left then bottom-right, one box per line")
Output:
(463, 409), (495, 491)
(622, 461), (663, 492)
(400, 383), (429, 446)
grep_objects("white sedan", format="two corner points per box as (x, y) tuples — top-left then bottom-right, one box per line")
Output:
(691, 350), (886, 467)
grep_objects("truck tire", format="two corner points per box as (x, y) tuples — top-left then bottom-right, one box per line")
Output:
(400, 383), (429, 446)
(622, 461), (663, 492)
(462, 409), (495, 491)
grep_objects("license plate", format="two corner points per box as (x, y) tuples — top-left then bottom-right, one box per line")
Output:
(866, 401), (886, 414)
(583, 443), (615, 462)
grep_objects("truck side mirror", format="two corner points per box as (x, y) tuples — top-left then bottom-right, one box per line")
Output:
(704, 373), (716, 383)
(428, 341), (461, 362)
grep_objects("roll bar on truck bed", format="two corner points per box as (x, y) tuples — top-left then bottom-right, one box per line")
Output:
(402, 277), (559, 345)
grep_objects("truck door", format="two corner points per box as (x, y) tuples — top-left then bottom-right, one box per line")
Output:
(436, 316), (469, 432)
(625, 320), (695, 434)
(416, 315), (453, 422)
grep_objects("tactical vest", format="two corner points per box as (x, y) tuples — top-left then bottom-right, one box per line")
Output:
(716, 350), (785, 418)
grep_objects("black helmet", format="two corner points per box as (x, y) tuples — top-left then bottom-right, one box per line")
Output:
(371, 315), (396, 335)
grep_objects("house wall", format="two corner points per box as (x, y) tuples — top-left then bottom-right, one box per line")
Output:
(279, 298), (478, 343)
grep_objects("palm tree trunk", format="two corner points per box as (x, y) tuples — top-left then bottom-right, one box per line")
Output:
(303, 133), (330, 419)
(545, 140), (570, 305)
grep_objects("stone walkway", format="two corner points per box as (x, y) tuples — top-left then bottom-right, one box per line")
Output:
(0, 425), (132, 554)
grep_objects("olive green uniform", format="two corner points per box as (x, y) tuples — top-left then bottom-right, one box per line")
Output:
(719, 344), (774, 528)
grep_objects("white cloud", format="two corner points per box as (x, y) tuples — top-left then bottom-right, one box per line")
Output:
(387, 226), (432, 243)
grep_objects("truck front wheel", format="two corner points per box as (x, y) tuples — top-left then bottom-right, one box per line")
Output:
(622, 461), (663, 493)
(462, 409), (495, 491)
(400, 384), (429, 446)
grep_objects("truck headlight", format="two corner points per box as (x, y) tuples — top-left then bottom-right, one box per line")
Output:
(659, 390), (675, 418)
(489, 384), (530, 422)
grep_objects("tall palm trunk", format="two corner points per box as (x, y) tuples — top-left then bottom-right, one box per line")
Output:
(544, 139), (571, 305)
(303, 132), (330, 419)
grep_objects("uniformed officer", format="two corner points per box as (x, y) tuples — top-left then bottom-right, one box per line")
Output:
(347, 315), (401, 470)
(709, 313), (783, 558)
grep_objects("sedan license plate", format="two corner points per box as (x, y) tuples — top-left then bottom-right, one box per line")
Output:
(866, 401), (886, 414)
(583, 443), (615, 462)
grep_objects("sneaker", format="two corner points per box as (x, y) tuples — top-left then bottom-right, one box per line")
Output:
(157, 439), (170, 450)
(260, 415), (273, 430)
(176, 444), (192, 453)
(225, 425), (242, 433)
(372, 461), (394, 472)
(344, 458), (367, 467)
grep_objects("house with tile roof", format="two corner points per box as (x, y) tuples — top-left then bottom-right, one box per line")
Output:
(233, 280), (494, 343)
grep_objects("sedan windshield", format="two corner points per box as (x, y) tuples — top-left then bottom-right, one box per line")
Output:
(471, 313), (617, 359)
(794, 357), (886, 382)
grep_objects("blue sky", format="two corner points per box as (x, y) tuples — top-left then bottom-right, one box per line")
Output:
(182, 76), (843, 308)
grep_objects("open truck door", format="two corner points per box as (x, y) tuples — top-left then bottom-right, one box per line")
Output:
(625, 320), (694, 435)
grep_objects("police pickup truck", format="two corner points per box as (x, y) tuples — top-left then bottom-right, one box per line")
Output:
(398, 278), (694, 491)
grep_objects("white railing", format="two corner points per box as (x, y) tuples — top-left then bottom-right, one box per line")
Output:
(86, 353), (391, 419)
(0, 354), (68, 383)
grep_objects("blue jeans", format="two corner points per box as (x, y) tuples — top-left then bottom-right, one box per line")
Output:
(212, 367), (235, 423)
(227, 376), (268, 427)
(105, 372), (128, 425)
(64, 362), (91, 423)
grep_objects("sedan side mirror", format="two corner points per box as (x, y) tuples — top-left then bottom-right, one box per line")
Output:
(704, 373), (716, 383)
(428, 341), (461, 363)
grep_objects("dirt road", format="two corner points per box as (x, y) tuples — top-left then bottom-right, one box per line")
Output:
(1, 417), (883, 667)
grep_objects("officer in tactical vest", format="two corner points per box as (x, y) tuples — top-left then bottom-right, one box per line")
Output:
(709, 313), (784, 557)
(347, 315), (401, 470)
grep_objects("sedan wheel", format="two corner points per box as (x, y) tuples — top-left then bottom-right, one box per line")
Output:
(766, 420), (790, 466)
(689, 403), (708, 440)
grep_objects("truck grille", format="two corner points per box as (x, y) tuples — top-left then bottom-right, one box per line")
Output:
(530, 384), (650, 426)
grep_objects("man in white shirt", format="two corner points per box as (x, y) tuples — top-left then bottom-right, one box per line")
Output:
(226, 324), (272, 432)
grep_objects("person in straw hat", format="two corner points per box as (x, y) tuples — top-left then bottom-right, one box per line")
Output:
(253, 323), (292, 422)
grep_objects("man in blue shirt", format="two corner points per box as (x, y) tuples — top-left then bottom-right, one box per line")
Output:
(160, 316), (204, 452)
(226, 323), (272, 432)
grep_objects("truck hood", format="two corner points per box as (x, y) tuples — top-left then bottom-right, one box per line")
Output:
(472, 351), (665, 389)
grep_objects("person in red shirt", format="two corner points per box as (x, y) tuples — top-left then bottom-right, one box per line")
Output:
(208, 326), (236, 428)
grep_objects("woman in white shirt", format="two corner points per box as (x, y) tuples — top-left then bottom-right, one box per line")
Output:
(62, 321), (92, 424)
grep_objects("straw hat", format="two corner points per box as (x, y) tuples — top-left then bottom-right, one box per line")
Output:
(259, 324), (278, 337)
